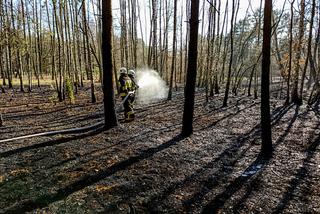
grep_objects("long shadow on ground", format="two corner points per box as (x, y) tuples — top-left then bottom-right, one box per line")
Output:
(272, 122), (320, 213)
(145, 104), (294, 211)
(201, 105), (303, 213)
(230, 106), (302, 213)
(4, 135), (185, 214)
(201, 155), (270, 213)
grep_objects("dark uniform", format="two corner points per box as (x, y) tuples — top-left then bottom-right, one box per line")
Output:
(119, 73), (135, 121)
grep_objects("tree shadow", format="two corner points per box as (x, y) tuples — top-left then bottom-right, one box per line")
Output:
(206, 101), (259, 128)
(193, 96), (254, 125)
(0, 122), (182, 198)
(272, 123), (320, 213)
(231, 106), (313, 213)
(201, 154), (270, 213)
(201, 105), (306, 213)
(4, 135), (185, 213)
(198, 101), (293, 132)
(145, 104), (294, 211)
(273, 105), (300, 147)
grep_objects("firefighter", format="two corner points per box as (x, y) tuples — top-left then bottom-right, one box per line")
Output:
(128, 69), (138, 89)
(118, 67), (135, 122)
(128, 69), (139, 103)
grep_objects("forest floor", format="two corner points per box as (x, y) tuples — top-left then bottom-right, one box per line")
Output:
(0, 84), (319, 214)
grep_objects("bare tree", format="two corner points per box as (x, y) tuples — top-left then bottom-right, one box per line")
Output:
(291, 0), (305, 105)
(299, 0), (315, 103)
(167, 0), (178, 100)
(285, 0), (295, 104)
(260, 0), (272, 158)
(222, 0), (235, 107)
(102, 0), (118, 129)
(182, 0), (200, 137)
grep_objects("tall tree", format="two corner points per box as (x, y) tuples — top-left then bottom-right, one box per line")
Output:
(285, 0), (295, 104)
(151, 0), (158, 70)
(167, 0), (178, 100)
(222, 0), (235, 107)
(82, 0), (96, 103)
(102, 0), (118, 129)
(260, 0), (272, 158)
(299, 0), (315, 103)
(182, 0), (200, 137)
(291, 0), (305, 105)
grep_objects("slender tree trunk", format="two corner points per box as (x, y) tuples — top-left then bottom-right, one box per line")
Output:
(273, 16), (284, 77)
(222, 0), (235, 107)
(53, 0), (63, 101)
(132, 0), (137, 68)
(182, 0), (199, 137)
(102, 0), (118, 129)
(260, 0), (273, 158)
(179, 4), (184, 84)
(5, 0), (13, 89)
(167, 0), (178, 100)
(197, 0), (205, 87)
(299, 0), (315, 103)
(137, 1), (146, 65)
(163, 0), (169, 81)
(120, 0), (128, 67)
(82, 0), (96, 103)
(35, 0), (42, 87)
(285, 0), (295, 104)
(205, 5), (213, 102)
(307, 14), (319, 88)
(151, 0), (158, 70)
(11, 0), (24, 92)
(291, 0), (305, 105)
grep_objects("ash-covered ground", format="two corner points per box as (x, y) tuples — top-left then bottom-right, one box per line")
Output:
(0, 85), (319, 213)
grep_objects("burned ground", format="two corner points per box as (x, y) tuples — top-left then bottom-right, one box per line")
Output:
(0, 86), (319, 213)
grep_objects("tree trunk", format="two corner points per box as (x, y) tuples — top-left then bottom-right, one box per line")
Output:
(299, 0), (315, 103)
(82, 0), (96, 103)
(182, 0), (199, 137)
(260, 0), (272, 158)
(285, 0), (295, 104)
(167, 0), (178, 100)
(291, 0), (305, 105)
(102, 0), (118, 129)
(151, 0), (158, 70)
(222, 0), (235, 107)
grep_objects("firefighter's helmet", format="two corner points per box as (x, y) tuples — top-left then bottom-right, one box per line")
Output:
(119, 67), (127, 74)
(128, 69), (135, 77)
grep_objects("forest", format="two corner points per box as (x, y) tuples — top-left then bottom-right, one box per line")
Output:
(0, 0), (319, 213)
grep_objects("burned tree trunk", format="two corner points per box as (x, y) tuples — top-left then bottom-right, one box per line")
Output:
(102, 0), (118, 129)
(260, 0), (272, 158)
(182, 0), (199, 137)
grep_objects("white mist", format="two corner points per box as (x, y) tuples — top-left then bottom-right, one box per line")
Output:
(135, 68), (169, 105)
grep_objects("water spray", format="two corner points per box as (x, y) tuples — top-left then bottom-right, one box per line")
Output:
(135, 68), (169, 105)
